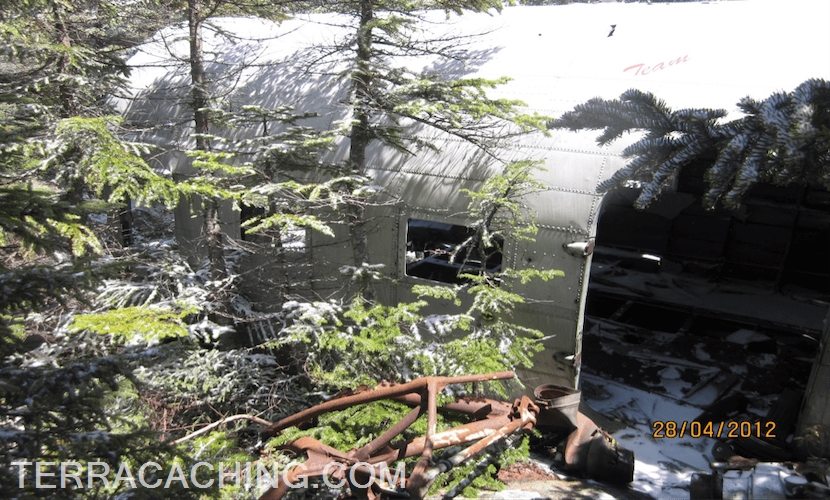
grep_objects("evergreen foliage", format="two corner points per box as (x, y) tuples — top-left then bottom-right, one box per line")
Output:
(266, 162), (563, 495)
(457, 160), (547, 267)
(48, 117), (180, 205)
(131, 0), (346, 336)
(2, 2), (561, 497)
(549, 79), (830, 209)
(0, 352), (191, 498)
(305, 0), (549, 270)
(70, 305), (195, 342)
(1, 240), (282, 497)
(0, 0), (187, 328)
(276, 162), (561, 394)
(178, 114), (338, 242)
(0, 0), (280, 493)
(276, 287), (545, 394)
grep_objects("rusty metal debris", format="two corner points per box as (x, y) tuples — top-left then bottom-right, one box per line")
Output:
(259, 371), (633, 500)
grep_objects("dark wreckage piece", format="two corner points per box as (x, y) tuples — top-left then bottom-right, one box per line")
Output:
(259, 372), (633, 500)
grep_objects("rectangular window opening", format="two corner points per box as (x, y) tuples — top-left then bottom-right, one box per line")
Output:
(405, 219), (503, 284)
(282, 225), (307, 253)
(241, 205), (307, 253)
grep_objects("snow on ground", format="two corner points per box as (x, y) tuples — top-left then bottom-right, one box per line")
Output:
(581, 373), (719, 499)
(573, 268), (824, 499)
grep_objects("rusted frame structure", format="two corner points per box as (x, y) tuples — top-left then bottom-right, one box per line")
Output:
(259, 371), (539, 500)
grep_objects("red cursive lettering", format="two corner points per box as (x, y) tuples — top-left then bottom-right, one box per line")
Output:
(624, 62), (645, 75)
(624, 55), (688, 76)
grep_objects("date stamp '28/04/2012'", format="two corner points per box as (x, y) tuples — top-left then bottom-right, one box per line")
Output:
(652, 421), (776, 439)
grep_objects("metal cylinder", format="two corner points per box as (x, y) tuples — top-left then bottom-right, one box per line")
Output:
(533, 384), (581, 429)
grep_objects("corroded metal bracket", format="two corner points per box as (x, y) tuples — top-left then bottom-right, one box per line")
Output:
(260, 372), (527, 500)
(259, 371), (632, 500)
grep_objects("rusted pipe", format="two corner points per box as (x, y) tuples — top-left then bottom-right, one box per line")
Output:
(394, 394), (512, 418)
(258, 373), (633, 500)
(354, 404), (423, 460)
(407, 396), (539, 499)
(262, 372), (515, 437)
(259, 372), (521, 500)
(260, 413), (522, 500)
(408, 379), (440, 497)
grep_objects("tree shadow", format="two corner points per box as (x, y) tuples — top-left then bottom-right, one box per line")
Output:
(118, 13), (508, 176)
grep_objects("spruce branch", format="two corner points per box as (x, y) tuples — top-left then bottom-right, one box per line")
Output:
(550, 79), (830, 209)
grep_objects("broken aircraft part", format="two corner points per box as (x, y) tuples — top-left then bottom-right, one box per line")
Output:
(259, 372), (634, 500)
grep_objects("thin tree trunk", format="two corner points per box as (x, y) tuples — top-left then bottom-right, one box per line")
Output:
(347, 0), (375, 300)
(188, 0), (233, 335)
(51, 1), (77, 118)
(189, 0), (211, 152)
(51, 0), (86, 207)
(349, 0), (373, 174)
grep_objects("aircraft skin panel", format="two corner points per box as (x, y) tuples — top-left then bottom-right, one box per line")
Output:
(117, 0), (830, 391)
(469, 0), (830, 114)
(119, 0), (830, 152)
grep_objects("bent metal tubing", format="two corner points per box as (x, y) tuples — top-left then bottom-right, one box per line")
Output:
(258, 371), (539, 500)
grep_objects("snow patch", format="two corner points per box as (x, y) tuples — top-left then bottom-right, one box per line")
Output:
(725, 329), (770, 345)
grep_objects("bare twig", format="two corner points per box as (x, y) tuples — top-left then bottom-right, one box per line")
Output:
(170, 413), (272, 445)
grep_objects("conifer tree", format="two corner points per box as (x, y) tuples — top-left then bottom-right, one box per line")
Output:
(307, 0), (548, 278)
(1, 1), (338, 493)
(0, 0), (184, 340)
(0, 0), (207, 492)
(116, 0), (341, 339)
(275, 160), (561, 392)
(178, 0), (290, 292)
(548, 79), (830, 209)
(266, 161), (562, 496)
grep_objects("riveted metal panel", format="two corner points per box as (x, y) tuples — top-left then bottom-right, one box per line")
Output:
(118, 0), (830, 392)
